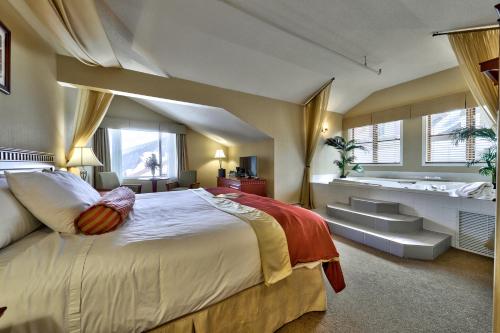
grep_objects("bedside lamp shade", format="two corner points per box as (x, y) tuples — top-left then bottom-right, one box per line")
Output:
(67, 147), (102, 181)
(67, 147), (103, 167)
(214, 149), (226, 177)
(214, 149), (226, 159)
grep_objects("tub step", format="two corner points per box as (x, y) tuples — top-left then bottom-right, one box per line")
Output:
(350, 197), (399, 214)
(327, 203), (422, 233)
(314, 209), (451, 260)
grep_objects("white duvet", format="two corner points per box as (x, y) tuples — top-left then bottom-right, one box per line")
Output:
(0, 190), (264, 333)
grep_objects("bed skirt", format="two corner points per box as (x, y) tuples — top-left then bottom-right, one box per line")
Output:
(147, 265), (327, 333)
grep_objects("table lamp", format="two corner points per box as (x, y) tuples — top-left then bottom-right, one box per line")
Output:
(67, 147), (103, 181)
(214, 149), (226, 177)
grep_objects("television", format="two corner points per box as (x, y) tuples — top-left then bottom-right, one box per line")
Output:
(239, 156), (258, 177)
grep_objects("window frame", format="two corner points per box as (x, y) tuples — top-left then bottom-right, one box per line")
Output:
(348, 120), (403, 166)
(108, 128), (178, 179)
(423, 107), (489, 166)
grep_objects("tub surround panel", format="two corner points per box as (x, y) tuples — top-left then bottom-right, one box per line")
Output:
(313, 182), (495, 248)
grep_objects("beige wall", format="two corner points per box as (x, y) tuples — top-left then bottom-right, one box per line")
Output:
(57, 56), (304, 202)
(342, 67), (484, 177)
(0, 1), (66, 166)
(345, 67), (467, 118)
(105, 96), (226, 191)
(187, 129), (227, 188)
(228, 139), (275, 197)
(106, 95), (174, 122)
(359, 116), (485, 177)
(311, 112), (343, 176)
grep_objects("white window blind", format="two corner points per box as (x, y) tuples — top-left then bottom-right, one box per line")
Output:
(348, 120), (401, 164)
(424, 108), (493, 163)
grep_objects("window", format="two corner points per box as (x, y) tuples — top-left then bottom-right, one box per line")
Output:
(424, 108), (493, 163)
(109, 128), (178, 178)
(348, 120), (401, 164)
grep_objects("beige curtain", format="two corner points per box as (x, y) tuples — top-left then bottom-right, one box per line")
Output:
(448, 30), (499, 122)
(93, 127), (111, 185)
(68, 89), (114, 162)
(176, 134), (189, 177)
(299, 81), (332, 209)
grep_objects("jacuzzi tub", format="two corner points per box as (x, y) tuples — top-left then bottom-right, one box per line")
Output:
(331, 177), (467, 196)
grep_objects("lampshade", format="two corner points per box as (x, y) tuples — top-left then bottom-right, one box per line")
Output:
(214, 149), (226, 159)
(67, 147), (103, 167)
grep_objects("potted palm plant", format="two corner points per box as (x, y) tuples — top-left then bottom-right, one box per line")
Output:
(451, 127), (497, 188)
(325, 136), (365, 178)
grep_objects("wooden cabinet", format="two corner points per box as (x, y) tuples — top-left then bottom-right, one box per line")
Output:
(217, 177), (267, 197)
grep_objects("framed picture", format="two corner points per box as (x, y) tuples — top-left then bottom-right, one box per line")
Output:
(0, 21), (11, 95)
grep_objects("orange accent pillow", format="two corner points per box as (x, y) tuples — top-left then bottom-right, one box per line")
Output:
(75, 187), (135, 235)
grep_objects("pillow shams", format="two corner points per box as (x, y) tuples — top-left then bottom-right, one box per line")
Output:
(0, 178), (41, 249)
(6, 171), (101, 234)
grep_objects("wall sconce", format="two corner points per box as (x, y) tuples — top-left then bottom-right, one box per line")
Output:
(320, 122), (329, 134)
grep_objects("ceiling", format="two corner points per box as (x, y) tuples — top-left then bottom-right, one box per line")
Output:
(131, 96), (270, 146)
(100, 0), (497, 113)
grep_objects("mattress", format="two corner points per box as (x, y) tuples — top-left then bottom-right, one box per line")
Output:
(0, 190), (265, 333)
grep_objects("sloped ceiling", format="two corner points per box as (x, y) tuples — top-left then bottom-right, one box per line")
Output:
(130, 97), (270, 146)
(102, 0), (497, 113)
(12, 0), (497, 114)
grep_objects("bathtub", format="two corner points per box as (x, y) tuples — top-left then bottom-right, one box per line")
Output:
(331, 177), (467, 196)
(312, 176), (496, 252)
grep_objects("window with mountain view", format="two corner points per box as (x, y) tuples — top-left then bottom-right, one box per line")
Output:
(424, 108), (493, 163)
(109, 128), (178, 178)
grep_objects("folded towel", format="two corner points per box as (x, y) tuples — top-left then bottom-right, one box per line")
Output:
(455, 182), (493, 198)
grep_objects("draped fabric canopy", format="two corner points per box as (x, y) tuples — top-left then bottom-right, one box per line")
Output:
(300, 81), (332, 209)
(448, 29), (499, 123)
(15, 0), (166, 76)
(68, 89), (114, 164)
(23, 0), (120, 67)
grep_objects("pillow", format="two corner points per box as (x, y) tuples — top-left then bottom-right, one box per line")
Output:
(0, 178), (41, 249)
(5, 171), (101, 234)
(75, 187), (135, 235)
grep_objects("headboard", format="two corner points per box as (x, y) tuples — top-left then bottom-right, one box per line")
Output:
(0, 147), (55, 174)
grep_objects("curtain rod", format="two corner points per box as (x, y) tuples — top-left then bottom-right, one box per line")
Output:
(432, 24), (499, 36)
(303, 78), (334, 106)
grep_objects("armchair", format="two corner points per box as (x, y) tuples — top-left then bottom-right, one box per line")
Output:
(96, 172), (142, 194)
(166, 170), (200, 191)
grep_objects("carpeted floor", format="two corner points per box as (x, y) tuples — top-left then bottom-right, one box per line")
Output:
(278, 236), (493, 333)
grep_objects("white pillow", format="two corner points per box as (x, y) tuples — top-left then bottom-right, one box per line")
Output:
(6, 171), (101, 234)
(0, 178), (41, 249)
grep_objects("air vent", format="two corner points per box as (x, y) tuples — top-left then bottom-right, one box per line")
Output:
(458, 211), (495, 258)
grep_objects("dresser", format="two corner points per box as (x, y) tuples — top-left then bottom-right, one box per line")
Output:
(217, 177), (267, 197)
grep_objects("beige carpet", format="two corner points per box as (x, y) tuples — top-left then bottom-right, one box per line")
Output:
(278, 236), (493, 333)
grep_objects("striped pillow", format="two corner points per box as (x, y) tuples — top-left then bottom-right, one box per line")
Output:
(75, 187), (135, 235)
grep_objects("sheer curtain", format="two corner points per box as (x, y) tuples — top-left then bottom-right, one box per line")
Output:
(67, 88), (114, 174)
(448, 30), (499, 123)
(300, 80), (332, 209)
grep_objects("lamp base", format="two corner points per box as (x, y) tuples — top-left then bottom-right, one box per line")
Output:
(218, 168), (226, 177)
(80, 168), (88, 181)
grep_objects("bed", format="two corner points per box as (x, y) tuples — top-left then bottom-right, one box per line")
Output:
(0, 148), (344, 333)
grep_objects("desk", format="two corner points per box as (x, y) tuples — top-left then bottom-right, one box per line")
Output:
(138, 177), (170, 193)
(217, 177), (267, 196)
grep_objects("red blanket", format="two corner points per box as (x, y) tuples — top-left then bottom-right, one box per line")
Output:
(206, 187), (345, 293)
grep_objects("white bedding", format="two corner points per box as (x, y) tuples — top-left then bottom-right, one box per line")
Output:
(0, 190), (264, 333)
